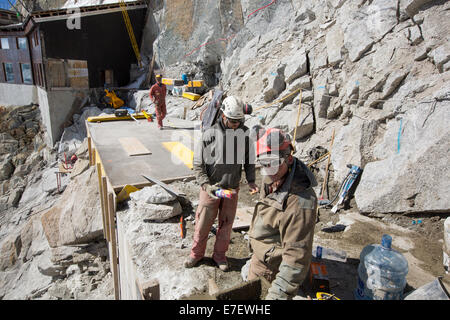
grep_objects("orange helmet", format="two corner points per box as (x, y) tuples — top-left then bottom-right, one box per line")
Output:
(256, 128), (293, 160)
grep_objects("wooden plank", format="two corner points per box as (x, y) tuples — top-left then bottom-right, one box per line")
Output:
(48, 59), (66, 88)
(102, 176), (110, 242)
(118, 137), (152, 156)
(232, 207), (254, 230)
(67, 59), (89, 89)
(108, 192), (120, 300)
(97, 163), (106, 240)
(92, 147), (96, 165)
(87, 136), (93, 166)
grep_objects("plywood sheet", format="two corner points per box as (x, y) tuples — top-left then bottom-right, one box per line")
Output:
(68, 59), (88, 89)
(48, 59), (66, 87)
(119, 137), (151, 156)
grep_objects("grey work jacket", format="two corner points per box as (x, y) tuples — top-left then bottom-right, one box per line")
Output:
(193, 119), (256, 189)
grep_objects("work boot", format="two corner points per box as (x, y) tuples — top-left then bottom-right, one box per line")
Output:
(184, 257), (201, 268)
(215, 260), (229, 272)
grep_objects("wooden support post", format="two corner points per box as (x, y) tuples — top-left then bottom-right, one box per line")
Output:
(88, 137), (93, 166)
(97, 163), (107, 240)
(320, 129), (335, 200)
(102, 176), (110, 242)
(108, 192), (120, 300)
(137, 279), (160, 300)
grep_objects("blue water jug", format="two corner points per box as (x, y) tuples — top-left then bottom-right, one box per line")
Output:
(355, 234), (409, 300)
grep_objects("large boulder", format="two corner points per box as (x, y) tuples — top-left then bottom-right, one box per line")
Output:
(0, 158), (14, 181)
(428, 43), (450, 73)
(354, 88), (450, 214)
(269, 104), (314, 140)
(128, 185), (182, 222)
(282, 47), (308, 84)
(339, 0), (397, 62)
(130, 185), (177, 204)
(129, 201), (182, 222)
(325, 24), (345, 66)
(0, 133), (19, 157)
(401, 0), (435, 18)
(263, 63), (286, 102)
(41, 166), (103, 248)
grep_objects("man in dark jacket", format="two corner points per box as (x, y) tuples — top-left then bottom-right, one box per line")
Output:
(248, 128), (318, 300)
(185, 96), (258, 271)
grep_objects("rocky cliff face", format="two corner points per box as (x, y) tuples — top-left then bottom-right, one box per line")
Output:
(1, 0), (449, 300)
(153, 0), (450, 216)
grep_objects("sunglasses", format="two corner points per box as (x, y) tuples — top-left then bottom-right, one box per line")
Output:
(258, 157), (286, 168)
(227, 118), (243, 125)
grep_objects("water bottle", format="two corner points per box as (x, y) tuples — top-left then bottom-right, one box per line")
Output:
(355, 234), (409, 300)
(313, 245), (347, 262)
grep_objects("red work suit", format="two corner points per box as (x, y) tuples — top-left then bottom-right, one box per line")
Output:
(149, 82), (167, 128)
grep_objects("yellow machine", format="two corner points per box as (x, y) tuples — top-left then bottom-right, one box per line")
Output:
(104, 89), (125, 109)
(316, 292), (340, 300)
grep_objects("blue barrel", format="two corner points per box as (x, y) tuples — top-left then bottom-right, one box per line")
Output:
(355, 234), (409, 300)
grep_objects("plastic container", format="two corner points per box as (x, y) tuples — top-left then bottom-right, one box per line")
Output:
(355, 234), (409, 300)
(404, 277), (450, 300)
(312, 245), (347, 262)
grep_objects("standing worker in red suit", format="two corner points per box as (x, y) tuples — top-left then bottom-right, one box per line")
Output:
(149, 74), (167, 129)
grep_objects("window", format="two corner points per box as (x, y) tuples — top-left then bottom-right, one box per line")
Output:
(1, 38), (9, 49)
(17, 37), (27, 50)
(3, 63), (14, 83)
(20, 63), (32, 84)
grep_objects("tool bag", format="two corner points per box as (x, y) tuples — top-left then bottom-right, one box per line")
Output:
(200, 90), (253, 132)
(200, 89), (225, 131)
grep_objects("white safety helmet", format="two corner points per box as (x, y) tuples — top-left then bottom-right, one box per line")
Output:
(222, 96), (245, 120)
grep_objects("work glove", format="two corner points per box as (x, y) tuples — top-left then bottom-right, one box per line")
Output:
(203, 183), (220, 199)
(265, 285), (290, 300)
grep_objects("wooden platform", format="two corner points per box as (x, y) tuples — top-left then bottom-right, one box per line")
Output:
(86, 117), (197, 192)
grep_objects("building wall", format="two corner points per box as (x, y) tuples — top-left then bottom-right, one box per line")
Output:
(37, 86), (90, 146)
(0, 82), (38, 106)
(0, 33), (33, 85)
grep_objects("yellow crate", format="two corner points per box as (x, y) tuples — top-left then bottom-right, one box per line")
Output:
(187, 80), (204, 87)
(182, 92), (201, 101)
(162, 78), (173, 85)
